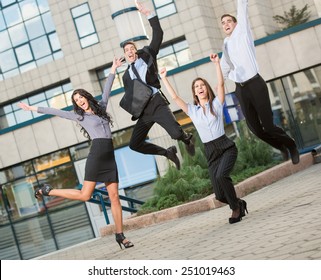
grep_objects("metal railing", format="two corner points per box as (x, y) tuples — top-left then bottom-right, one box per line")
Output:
(81, 185), (145, 224)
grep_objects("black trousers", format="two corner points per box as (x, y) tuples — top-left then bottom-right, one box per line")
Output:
(204, 135), (239, 210)
(235, 74), (296, 151)
(129, 92), (187, 156)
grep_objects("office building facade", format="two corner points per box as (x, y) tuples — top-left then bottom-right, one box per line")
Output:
(1, 0), (321, 259)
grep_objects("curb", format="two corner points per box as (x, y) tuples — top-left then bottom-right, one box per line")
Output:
(100, 153), (314, 236)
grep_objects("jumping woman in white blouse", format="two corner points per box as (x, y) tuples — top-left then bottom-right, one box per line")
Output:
(160, 53), (247, 224)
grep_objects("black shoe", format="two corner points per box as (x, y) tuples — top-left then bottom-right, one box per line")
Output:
(115, 233), (134, 250)
(166, 146), (180, 170)
(239, 199), (248, 217)
(289, 147), (300, 164)
(184, 133), (195, 156)
(280, 146), (289, 161)
(229, 211), (242, 224)
(34, 183), (53, 199)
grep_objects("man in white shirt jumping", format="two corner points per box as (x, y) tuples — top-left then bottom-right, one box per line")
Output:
(220, 0), (299, 164)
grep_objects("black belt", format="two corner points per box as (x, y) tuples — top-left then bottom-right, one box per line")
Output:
(235, 73), (260, 87)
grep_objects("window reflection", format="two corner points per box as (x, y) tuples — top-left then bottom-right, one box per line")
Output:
(20, 0), (39, 20)
(0, 0), (62, 79)
(0, 155), (79, 222)
(267, 65), (321, 148)
(97, 63), (125, 92)
(42, 12), (55, 32)
(0, 49), (18, 71)
(48, 32), (60, 50)
(33, 150), (71, 173)
(0, 12), (5, 30)
(0, 30), (11, 51)
(15, 43), (33, 64)
(3, 4), (22, 27)
(153, 0), (177, 19)
(8, 23), (28, 46)
(158, 38), (192, 70)
(37, 0), (49, 13)
(0, 81), (72, 129)
(70, 142), (91, 161)
(75, 14), (95, 37)
(71, 3), (99, 49)
(25, 17), (45, 39)
(31, 36), (51, 59)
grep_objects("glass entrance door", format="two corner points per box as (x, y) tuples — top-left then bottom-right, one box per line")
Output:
(267, 65), (321, 151)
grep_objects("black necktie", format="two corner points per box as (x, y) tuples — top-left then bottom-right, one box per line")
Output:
(131, 62), (141, 80)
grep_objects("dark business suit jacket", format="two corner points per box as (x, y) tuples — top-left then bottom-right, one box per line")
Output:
(122, 15), (164, 98)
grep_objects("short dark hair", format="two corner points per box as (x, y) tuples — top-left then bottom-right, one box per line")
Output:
(221, 14), (237, 23)
(122, 41), (137, 50)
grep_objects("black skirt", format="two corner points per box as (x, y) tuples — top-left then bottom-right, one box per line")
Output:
(84, 138), (119, 183)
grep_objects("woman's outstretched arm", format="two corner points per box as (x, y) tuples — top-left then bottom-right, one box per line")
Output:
(210, 53), (225, 104)
(18, 102), (78, 121)
(159, 68), (188, 114)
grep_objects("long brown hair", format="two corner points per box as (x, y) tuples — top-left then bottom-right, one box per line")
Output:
(191, 77), (216, 116)
(71, 89), (113, 139)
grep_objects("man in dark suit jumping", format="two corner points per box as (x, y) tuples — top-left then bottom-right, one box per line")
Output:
(121, 1), (195, 170)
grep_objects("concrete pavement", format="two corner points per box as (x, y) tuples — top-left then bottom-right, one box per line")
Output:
(35, 153), (321, 260)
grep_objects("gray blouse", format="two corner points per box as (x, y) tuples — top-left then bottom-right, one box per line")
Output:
(37, 73), (115, 139)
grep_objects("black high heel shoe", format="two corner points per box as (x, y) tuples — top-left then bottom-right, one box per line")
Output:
(229, 208), (242, 224)
(239, 199), (248, 217)
(34, 184), (53, 199)
(115, 233), (134, 249)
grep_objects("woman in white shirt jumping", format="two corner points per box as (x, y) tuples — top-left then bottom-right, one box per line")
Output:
(160, 53), (247, 224)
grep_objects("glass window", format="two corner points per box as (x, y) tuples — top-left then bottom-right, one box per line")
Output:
(1, 0), (17, 7)
(71, 3), (89, 18)
(96, 63), (126, 92)
(0, 0), (62, 80)
(153, 0), (177, 19)
(45, 85), (63, 98)
(267, 65), (321, 149)
(158, 38), (192, 70)
(49, 33), (61, 51)
(115, 146), (157, 189)
(25, 17), (45, 39)
(15, 108), (33, 123)
(37, 0), (49, 13)
(15, 43), (33, 64)
(0, 12), (6, 31)
(80, 33), (98, 48)
(0, 49), (18, 72)
(19, 0), (39, 20)
(0, 31), (11, 52)
(33, 149), (71, 172)
(71, 3), (99, 48)
(3, 4), (22, 27)
(42, 12), (55, 33)
(0, 112), (16, 128)
(29, 92), (45, 104)
(8, 23), (28, 46)
(70, 142), (91, 161)
(0, 81), (72, 130)
(30, 36), (51, 59)
(75, 14), (94, 37)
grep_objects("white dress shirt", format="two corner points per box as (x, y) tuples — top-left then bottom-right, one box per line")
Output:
(220, 0), (259, 83)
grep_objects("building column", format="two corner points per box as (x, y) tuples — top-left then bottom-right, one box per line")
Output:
(109, 0), (148, 47)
